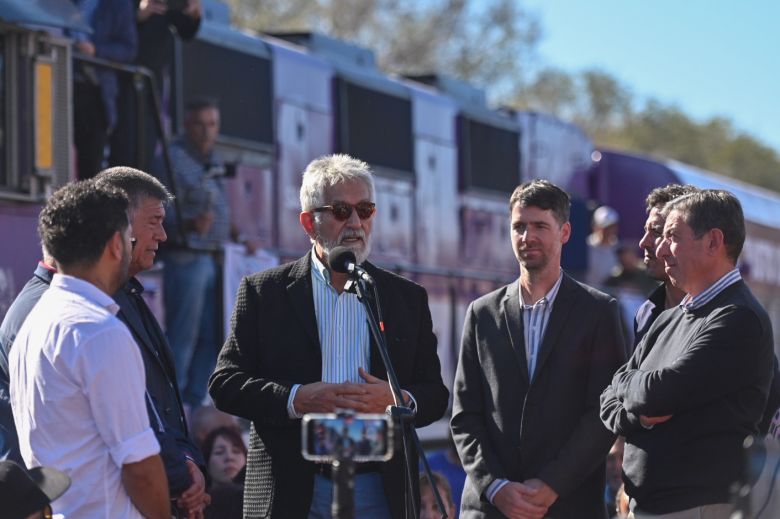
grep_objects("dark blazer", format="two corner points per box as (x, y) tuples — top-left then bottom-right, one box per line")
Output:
(114, 277), (204, 493)
(209, 253), (449, 519)
(0, 264), (54, 464)
(451, 274), (626, 519)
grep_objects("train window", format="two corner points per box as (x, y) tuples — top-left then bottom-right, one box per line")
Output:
(459, 117), (520, 193)
(180, 40), (273, 146)
(337, 80), (413, 175)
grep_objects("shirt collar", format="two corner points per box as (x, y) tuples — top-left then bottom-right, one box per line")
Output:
(519, 270), (564, 309)
(680, 268), (742, 312)
(51, 273), (120, 315)
(310, 247), (332, 287)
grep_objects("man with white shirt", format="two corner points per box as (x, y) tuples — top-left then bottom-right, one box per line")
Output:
(9, 181), (169, 518)
(600, 189), (774, 518)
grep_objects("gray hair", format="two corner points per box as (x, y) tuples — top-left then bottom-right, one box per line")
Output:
(662, 189), (745, 263)
(95, 166), (173, 213)
(299, 154), (375, 211)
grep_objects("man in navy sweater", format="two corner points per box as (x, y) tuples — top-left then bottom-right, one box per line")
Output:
(600, 189), (774, 519)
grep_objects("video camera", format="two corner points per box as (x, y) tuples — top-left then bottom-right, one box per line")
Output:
(301, 411), (393, 463)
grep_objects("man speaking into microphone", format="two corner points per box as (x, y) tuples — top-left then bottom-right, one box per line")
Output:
(209, 154), (449, 518)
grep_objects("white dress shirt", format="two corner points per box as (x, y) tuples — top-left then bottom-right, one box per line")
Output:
(10, 274), (159, 519)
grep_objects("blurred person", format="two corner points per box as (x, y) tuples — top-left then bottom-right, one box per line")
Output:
(419, 471), (457, 519)
(202, 426), (246, 487)
(9, 181), (169, 518)
(70, 0), (137, 179)
(95, 166), (209, 517)
(110, 0), (202, 169)
(0, 250), (56, 465)
(204, 481), (243, 519)
(159, 98), (253, 412)
(451, 180), (626, 518)
(190, 404), (241, 450)
(426, 435), (466, 514)
(600, 190), (774, 519)
(585, 205), (620, 289)
(603, 243), (657, 347)
(0, 460), (71, 519)
(209, 154), (449, 518)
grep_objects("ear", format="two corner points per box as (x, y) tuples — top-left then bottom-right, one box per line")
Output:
(560, 221), (572, 245)
(708, 228), (725, 256)
(300, 211), (316, 240)
(106, 230), (124, 261)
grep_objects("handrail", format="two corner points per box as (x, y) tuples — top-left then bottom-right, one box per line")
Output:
(73, 52), (188, 248)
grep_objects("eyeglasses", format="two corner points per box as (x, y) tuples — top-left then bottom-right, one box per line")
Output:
(312, 201), (376, 221)
(130, 238), (137, 250)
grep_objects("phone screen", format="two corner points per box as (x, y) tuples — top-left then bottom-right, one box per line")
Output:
(302, 413), (393, 462)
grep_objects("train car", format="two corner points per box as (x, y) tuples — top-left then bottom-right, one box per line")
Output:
(574, 149), (780, 355)
(0, 1), (595, 439)
(0, 1), (81, 317)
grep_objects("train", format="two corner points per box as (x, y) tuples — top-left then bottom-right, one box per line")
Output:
(1, 1), (779, 439)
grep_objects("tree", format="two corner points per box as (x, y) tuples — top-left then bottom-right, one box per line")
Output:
(222, 0), (541, 94)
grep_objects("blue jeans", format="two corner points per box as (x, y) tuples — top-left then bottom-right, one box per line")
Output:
(162, 250), (218, 408)
(309, 473), (392, 519)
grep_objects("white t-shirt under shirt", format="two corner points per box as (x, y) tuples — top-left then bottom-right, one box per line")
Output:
(9, 274), (159, 518)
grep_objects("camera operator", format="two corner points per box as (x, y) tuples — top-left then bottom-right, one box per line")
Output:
(157, 98), (254, 419)
(110, 0), (202, 170)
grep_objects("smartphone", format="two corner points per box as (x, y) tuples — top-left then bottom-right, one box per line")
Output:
(301, 412), (393, 462)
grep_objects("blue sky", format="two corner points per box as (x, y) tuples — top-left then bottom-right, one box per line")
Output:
(521, 0), (780, 152)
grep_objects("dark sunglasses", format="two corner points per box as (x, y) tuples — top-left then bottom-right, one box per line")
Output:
(313, 201), (376, 221)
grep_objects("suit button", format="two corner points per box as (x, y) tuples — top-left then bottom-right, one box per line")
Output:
(165, 407), (172, 415)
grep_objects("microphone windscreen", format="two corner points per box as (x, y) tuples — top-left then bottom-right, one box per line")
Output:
(329, 246), (356, 274)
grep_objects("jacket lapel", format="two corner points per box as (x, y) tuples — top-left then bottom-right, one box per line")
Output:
(533, 274), (576, 377)
(286, 252), (321, 351)
(500, 279), (529, 384)
(115, 288), (169, 375)
(361, 262), (389, 378)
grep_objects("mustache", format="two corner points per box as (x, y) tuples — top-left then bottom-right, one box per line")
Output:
(339, 229), (366, 242)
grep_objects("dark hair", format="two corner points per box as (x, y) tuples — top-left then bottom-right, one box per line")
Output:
(202, 426), (247, 464)
(95, 166), (173, 212)
(645, 184), (698, 213)
(185, 97), (219, 114)
(509, 179), (571, 224)
(662, 189), (746, 263)
(38, 180), (129, 269)
(419, 471), (454, 507)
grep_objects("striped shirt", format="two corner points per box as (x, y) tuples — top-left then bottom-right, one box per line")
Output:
(486, 270), (563, 503)
(680, 268), (742, 312)
(286, 251), (370, 418)
(311, 251), (371, 383)
(520, 270), (564, 380)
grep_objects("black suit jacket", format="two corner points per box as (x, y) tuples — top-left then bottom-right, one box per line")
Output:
(451, 274), (626, 519)
(114, 277), (205, 492)
(209, 253), (449, 518)
(0, 264), (54, 464)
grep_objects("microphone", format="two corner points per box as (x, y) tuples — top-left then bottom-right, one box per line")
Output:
(329, 246), (373, 284)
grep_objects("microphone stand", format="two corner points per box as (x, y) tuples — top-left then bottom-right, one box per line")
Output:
(346, 277), (449, 519)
